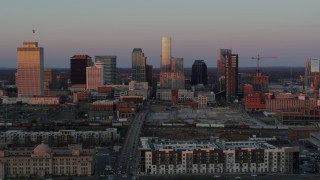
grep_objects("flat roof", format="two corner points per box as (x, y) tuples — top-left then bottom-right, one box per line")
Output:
(224, 141), (277, 150)
(140, 137), (280, 151)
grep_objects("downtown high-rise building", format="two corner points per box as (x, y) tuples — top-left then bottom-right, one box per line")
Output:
(95, 56), (117, 85)
(146, 64), (153, 87)
(191, 60), (208, 86)
(225, 54), (238, 101)
(304, 57), (320, 97)
(160, 37), (172, 88)
(217, 49), (232, 91)
(86, 62), (104, 90)
(132, 48), (146, 82)
(16, 42), (44, 96)
(44, 68), (52, 95)
(70, 55), (92, 87)
(159, 37), (185, 89)
(171, 58), (185, 89)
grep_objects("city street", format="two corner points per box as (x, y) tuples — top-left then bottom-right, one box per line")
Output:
(113, 107), (148, 179)
(94, 147), (112, 178)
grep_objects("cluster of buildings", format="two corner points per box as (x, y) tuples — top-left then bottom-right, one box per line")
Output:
(0, 37), (244, 111)
(139, 137), (299, 175)
(243, 57), (320, 125)
(159, 37), (185, 89)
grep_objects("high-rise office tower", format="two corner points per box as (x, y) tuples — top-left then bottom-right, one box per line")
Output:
(44, 68), (52, 95)
(304, 57), (320, 97)
(303, 58), (312, 89)
(16, 42), (44, 96)
(160, 37), (172, 88)
(146, 64), (153, 86)
(132, 48), (146, 82)
(305, 58), (312, 91)
(225, 54), (238, 101)
(191, 60), (208, 86)
(217, 49), (232, 91)
(86, 62), (104, 90)
(171, 58), (185, 89)
(95, 56), (117, 85)
(70, 55), (92, 87)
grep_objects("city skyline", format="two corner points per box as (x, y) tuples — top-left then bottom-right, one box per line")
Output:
(0, 0), (320, 68)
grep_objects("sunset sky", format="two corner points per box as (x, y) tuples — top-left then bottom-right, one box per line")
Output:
(0, 0), (319, 68)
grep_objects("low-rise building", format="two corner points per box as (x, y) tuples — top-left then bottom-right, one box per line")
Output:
(129, 81), (148, 90)
(307, 132), (320, 151)
(196, 95), (207, 108)
(128, 90), (149, 100)
(156, 89), (172, 101)
(2, 96), (59, 105)
(139, 137), (299, 175)
(116, 103), (137, 118)
(73, 92), (89, 103)
(197, 91), (216, 106)
(109, 84), (128, 99)
(266, 95), (317, 113)
(288, 127), (320, 143)
(156, 89), (194, 102)
(89, 100), (116, 120)
(244, 93), (267, 112)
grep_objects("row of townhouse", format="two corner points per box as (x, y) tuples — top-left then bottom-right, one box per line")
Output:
(139, 137), (299, 175)
(0, 129), (120, 147)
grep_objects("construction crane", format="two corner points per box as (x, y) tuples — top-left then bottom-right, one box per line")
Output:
(251, 54), (277, 75)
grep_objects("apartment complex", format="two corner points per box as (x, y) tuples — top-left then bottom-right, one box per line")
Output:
(0, 129), (120, 147)
(225, 54), (238, 101)
(139, 137), (299, 175)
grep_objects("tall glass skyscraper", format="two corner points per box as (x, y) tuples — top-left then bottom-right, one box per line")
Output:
(16, 42), (44, 96)
(160, 37), (172, 88)
(132, 48), (146, 82)
(171, 58), (185, 89)
(191, 60), (208, 86)
(95, 56), (117, 85)
(217, 49), (232, 91)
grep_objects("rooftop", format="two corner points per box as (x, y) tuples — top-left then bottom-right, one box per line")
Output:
(133, 48), (142, 52)
(140, 137), (280, 151)
(223, 141), (277, 150)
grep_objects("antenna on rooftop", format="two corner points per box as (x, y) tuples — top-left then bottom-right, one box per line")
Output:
(32, 29), (37, 42)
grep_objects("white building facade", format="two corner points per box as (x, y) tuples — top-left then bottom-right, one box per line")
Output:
(139, 138), (299, 175)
